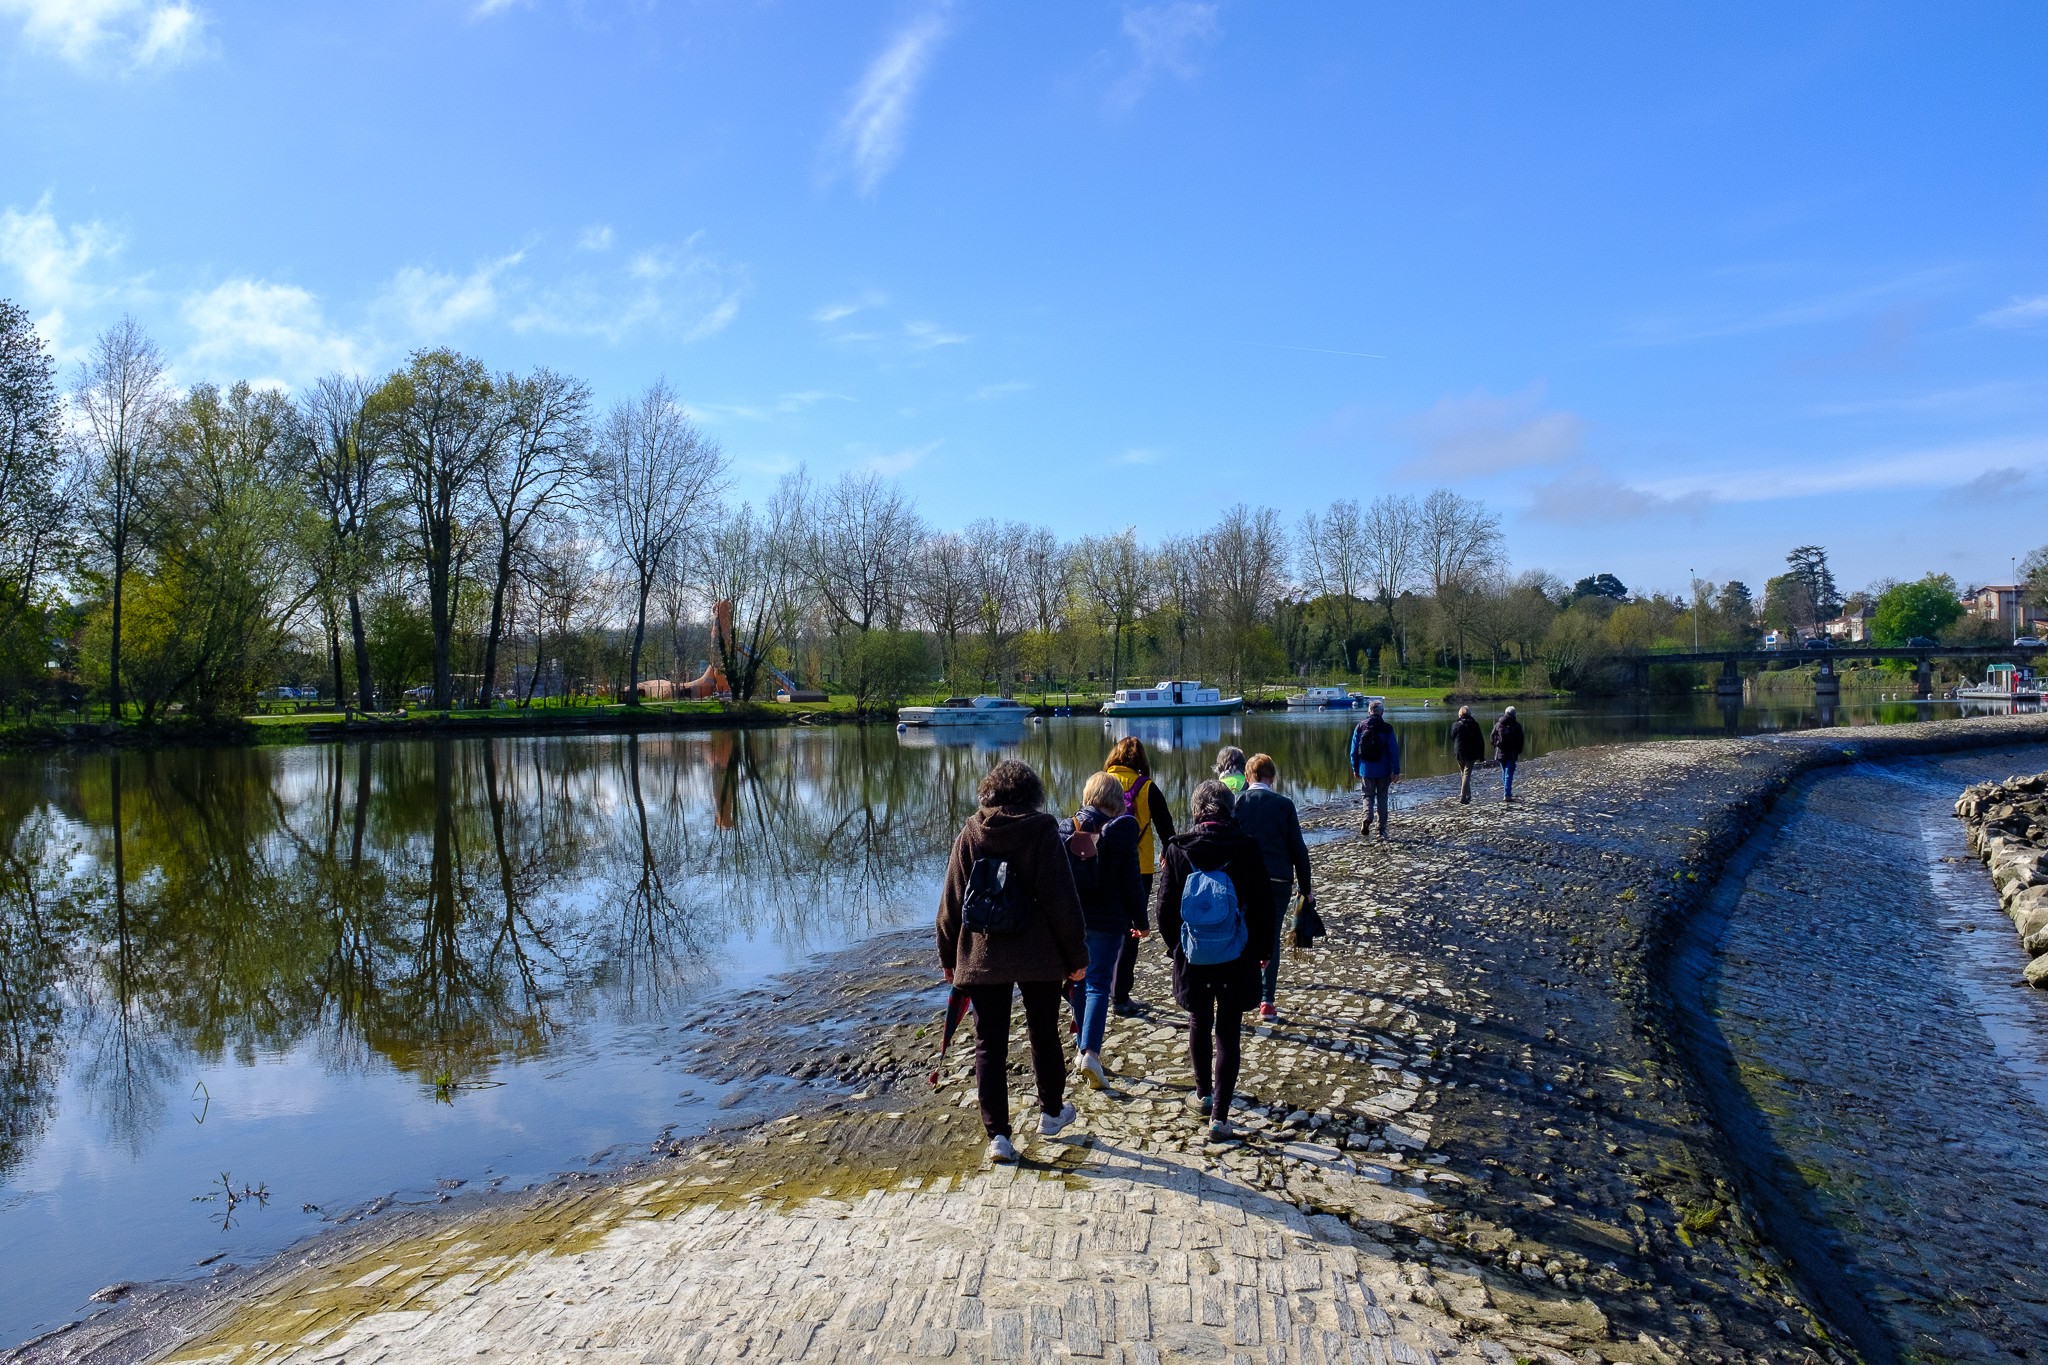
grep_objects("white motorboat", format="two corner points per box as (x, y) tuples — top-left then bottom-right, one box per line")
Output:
(897, 695), (1034, 726)
(1285, 686), (1356, 709)
(1100, 680), (1244, 717)
(1956, 663), (2044, 701)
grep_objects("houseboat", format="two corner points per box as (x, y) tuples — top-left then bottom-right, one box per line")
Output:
(1285, 686), (1357, 709)
(1956, 663), (2045, 701)
(897, 695), (1034, 727)
(1100, 680), (1244, 717)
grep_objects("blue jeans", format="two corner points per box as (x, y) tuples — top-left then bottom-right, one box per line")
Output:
(1080, 929), (1125, 1055)
(1501, 759), (1517, 798)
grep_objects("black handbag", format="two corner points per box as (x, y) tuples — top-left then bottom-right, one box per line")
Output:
(1292, 901), (1327, 949)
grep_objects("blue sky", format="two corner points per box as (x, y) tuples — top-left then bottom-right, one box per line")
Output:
(2, 1), (2045, 597)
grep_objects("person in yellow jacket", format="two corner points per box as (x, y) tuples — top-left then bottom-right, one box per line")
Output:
(1103, 736), (1177, 1015)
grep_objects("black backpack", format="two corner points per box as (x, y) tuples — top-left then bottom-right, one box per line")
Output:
(962, 857), (1026, 935)
(1351, 717), (1387, 765)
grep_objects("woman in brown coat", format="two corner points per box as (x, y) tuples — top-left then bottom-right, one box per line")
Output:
(936, 759), (1089, 1162)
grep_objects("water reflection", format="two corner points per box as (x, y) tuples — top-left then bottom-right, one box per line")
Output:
(0, 696), (1994, 1345)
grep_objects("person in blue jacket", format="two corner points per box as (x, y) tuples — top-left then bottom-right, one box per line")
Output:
(1348, 698), (1402, 840)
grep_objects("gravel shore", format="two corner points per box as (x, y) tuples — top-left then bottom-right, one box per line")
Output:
(18, 713), (2048, 1365)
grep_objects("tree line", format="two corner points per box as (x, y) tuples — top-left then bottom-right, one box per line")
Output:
(2, 301), (2026, 721)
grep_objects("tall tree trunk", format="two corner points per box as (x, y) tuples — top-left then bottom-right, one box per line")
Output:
(328, 610), (345, 711)
(429, 524), (452, 710)
(109, 536), (125, 719)
(480, 542), (513, 709)
(348, 589), (373, 711)
(627, 581), (651, 705)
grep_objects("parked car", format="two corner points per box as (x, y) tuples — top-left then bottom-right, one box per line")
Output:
(2016, 637), (2046, 649)
(1905, 636), (1939, 648)
(1802, 637), (1832, 650)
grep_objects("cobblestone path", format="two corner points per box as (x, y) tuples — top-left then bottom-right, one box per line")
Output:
(1699, 751), (2048, 1361)
(27, 715), (2048, 1365)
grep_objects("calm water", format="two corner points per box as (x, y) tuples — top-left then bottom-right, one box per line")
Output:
(0, 695), (1973, 1344)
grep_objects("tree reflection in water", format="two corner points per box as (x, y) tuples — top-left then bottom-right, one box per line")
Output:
(0, 729), (985, 1179)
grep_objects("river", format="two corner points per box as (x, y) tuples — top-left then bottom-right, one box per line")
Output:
(0, 694), (2003, 1348)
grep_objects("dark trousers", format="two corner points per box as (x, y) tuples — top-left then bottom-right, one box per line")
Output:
(1260, 878), (1290, 1004)
(1186, 978), (1244, 1116)
(1113, 873), (1154, 1005)
(965, 981), (1066, 1138)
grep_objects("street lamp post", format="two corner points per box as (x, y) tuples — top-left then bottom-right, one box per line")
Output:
(1691, 570), (1700, 651)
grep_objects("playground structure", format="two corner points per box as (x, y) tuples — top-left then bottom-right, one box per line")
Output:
(675, 601), (825, 703)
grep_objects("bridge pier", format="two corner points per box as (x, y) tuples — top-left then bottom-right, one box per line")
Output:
(1915, 659), (1933, 700)
(1814, 656), (1840, 700)
(1632, 658), (1650, 694)
(1714, 659), (1743, 699)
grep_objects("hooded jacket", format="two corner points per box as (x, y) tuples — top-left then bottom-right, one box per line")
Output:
(1058, 805), (1147, 936)
(936, 805), (1089, 986)
(1490, 713), (1525, 760)
(1156, 818), (1275, 1013)
(1450, 713), (1485, 764)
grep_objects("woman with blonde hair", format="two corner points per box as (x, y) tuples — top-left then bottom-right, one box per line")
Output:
(1059, 771), (1147, 1088)
(1103, 736), (1176, 1014)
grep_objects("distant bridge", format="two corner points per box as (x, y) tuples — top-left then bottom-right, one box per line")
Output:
(1622, 643), (2041, 697)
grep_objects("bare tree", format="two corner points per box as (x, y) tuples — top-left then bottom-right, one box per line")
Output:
(964, 518), (1028, 687)
(698, 475), (805, 701)
(908, 531), (975, 687)
(1360, 493), (1420, 656)
(806, 470), (921, 635)
(1296, 498), (1369, 639)
(74, 318), (172, 715)
(1073, 529), (1152, 692)
(1154, 535), (1209, 675)
(302, 374), (385, 709)
(478, 368), (590, 706)
(375, 349), (510, 711)
(1017, 526), (1070, 686)
(1205, 504), (1289, 691)
(594, 381), (727, 704)
(1418, 488), (1502, 597)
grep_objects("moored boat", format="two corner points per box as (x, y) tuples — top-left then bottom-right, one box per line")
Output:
(1956, 663), (2045, 701)
(1100, 680), (1244, 717)
(897, 695), (1034, 726)
(1285, 686), (1356, 709)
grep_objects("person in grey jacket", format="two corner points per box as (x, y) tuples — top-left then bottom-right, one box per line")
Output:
(1234, 754), (1314, 1021)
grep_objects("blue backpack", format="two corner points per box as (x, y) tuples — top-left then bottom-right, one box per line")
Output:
(1178, 868), (1247, 965)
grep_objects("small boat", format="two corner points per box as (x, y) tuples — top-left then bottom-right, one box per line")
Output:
(1100, 680), (1244, 717)
(1285, 686), (1357, 709)
(1956, 663), (2045, 701)
(1349, 693), (1388, 710)
(897, 695), (1034, 727)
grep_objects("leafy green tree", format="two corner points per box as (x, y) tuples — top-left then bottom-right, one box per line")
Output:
(1872, 574), (1963, 644)
(1785, 545), (1841, 622)
(1570, 573), (1628, 603)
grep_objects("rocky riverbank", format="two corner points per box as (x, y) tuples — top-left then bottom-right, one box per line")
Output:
(17, 714), (2048, 1365)
(1955, 771), (2048, 985)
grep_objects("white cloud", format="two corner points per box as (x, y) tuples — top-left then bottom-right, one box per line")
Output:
(375, 252), (523, 335)
(1981, 294), (2048, 328)
(687, 391), (845, 424)
(181, 278), (364, 387)
(577, 224), (614, 252)
(472, 0), (526, 14)
(1623, 267), (1953, 347)
(510, 239), (747, 343)
(813, 290), (887, 324)
(0, 196), (126, 355)
(1111, 2), (1220, 108)
(863, 441), (940, 476)
(825, 6), (951, 194)
(1116, 448), (1159, 465)
(1404, 386), (1584, 477)
(903, 319), (968, 349)
(0, 0), (208, 71)
(969, 380), (1031, 401)
(1525, 467), (1708, 525)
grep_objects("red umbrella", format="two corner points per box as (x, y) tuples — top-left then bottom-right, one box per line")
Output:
(929, 986), (975, 1087)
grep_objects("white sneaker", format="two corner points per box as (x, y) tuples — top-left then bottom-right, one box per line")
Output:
(1038, 1103), (1077, 1137)
(1079, 1052), (1106, 1089)
(986, 1135), (1018, 1163)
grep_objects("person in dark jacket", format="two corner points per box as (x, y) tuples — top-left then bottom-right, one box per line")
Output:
(1450, 705), (1485, 804)
(1156, 781), (1275, 1141)
(1235, 753), (1314, 1022)
(1061, 771), (1147, 1089)
(1103, 737), (1176, 1014)
(1349, 699), (1401, 839)
(1490, 705), (1525, 801)
(937, 760), (1089, 1163)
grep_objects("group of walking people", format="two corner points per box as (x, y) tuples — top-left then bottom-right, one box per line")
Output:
(935, 700), (1527, 1163)
(935, 737), (1314, 1160)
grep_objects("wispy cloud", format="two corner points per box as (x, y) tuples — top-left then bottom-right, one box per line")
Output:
(377, 253), (524, 336)
(687, 391), (846, 424)
(1111, 2), (1220, 109)
(182, 278), (364, 389)
(969, 380), (1031, 401)
(813, 290), (888, 324)
(1116, 448), (1160, 465)
(1402, 385), (1584, 477)
(1981, 294), (2048, 328)
(863, 440), (941, 477)
(1623, 266), (1955, 348)
(577, 224), (614, 252)
(825, 5), (951, 194)
(0, 196), (128, 357)
(1525, 467), (1709, 525)
(903, 319), (968, 349)
(0, 0), (209, 72)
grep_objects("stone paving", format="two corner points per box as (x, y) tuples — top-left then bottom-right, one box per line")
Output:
(24, 713), (2048, 1365)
